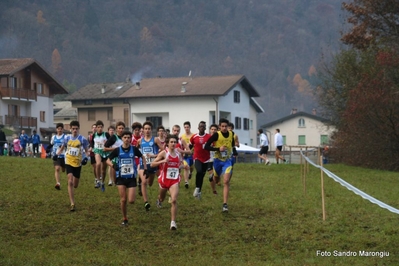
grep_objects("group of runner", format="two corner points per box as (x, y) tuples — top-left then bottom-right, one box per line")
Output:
(50, 118), (239, 230)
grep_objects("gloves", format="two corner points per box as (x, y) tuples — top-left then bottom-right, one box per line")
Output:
(52, 155), (58, 161)
(81, 157), (88, 165)
(113, 164), (120, 171)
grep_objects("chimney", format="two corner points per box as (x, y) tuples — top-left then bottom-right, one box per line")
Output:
(312, 108), (317, 115)
(101, 85), (105, 94)
(291, 108), (297, 114)
(135, 82), (141, 90)
(181, 82), (187, 93)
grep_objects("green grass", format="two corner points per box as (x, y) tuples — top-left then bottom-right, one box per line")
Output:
(0, 157), (398, 265)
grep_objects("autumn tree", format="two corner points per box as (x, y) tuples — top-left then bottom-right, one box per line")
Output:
(341, 0), (399, 49)
(51, 48), (62, 79)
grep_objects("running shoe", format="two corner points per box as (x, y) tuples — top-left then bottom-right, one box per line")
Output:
(55, 183), (60, 190)
(170, 221), (177, 230)
(121, 219), (128, 226)
(188, 172), (192, 179)
(213, 190), (217, 195)
(222, 203), (228, 212)
(156, 199), (162, 208)
(144, 202), (151, 211)
(108, 180), (113, 186)
(185, 182), (189, 189)
(101, 183), (105, 192)
(95, 181), (100, 189)
(193, 187), (200, 197)
(265, 160), (270, 165)
(70, 204), (75, 212)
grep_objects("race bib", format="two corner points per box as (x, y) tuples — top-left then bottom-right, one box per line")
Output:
(67, 147), (80, 156)
(121, 164), (134, 175)
(166, 168), (179, 180)
(220, 151), (227, 158)
(94, 141), (104, 149)
(145, 153), (154, 164)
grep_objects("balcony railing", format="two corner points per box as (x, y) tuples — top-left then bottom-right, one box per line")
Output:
(0, 87), (36, 101)
(5, 115), (37, 128)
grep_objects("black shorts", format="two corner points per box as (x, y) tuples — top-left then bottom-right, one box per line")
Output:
(90, 155), (96, 165)
(140, 164), (157, 174)
(53, 157), (66, 168)
(259, 146), (269, 155)
(207, 161), (213, 171)
(276, 146), (283, 152)
(65, 165), (82, 178)
(116, 177), (137, 188)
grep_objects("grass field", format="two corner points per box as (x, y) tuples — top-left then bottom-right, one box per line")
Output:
(0, 156), (398, 265)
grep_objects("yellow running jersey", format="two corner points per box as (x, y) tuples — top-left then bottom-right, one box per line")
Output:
(214, 131), (233, 161)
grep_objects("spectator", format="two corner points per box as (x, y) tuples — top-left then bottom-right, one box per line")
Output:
(30, 130), (41, 158)
(0, 128), (6, 156)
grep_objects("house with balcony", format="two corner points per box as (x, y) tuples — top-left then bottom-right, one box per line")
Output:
(0, 58), (68, 138)
(68, 75), (264, 147)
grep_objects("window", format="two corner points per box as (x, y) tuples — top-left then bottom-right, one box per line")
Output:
(104, 99), (112, 104)
(146, 116), (163, 134)
(123, 108), (129, 127)
(320, 135), (328, 145)
(298, 135), (306, 145)
(243, 118), (249, 130)
(282, 135), (286, 145)
(40, 111), (45, 122)
(235, 117), (241, 129)
(84, 100), (92, 105)
(250, 119), (253, 130)
(35, 83), (43, 94)
(88, 110), (96, 121)
(107, 109), (113, 121)
(234, 90), (240, 103)
(298, 118), (305, 127)
(9, 77), (17, 88)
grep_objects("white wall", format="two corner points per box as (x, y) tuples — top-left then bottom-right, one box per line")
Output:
(31, 96), (54, 130)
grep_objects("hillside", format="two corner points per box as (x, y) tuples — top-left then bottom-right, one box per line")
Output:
(0, 0), (345, 124)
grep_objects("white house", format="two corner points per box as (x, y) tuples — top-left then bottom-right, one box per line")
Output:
(120, 75), (264, 147)
(261, 109), (335, 151)
(0, 58), (68, 138)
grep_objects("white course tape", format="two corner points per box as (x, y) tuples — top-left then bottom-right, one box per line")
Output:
(300, 150), (399, 215)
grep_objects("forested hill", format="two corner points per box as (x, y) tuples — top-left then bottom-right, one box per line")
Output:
(0, 0), (344, 125)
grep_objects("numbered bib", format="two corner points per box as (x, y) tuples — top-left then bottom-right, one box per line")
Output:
(121, 164), (134, 175)
(67, 147), (80, 156)
(144, 153), (154, 164)
(94, 142), (104, 149)
(220, 151), (227, 158)
(166, 168), (179, 180)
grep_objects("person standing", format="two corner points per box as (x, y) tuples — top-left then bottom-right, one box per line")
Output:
(257, 129), (270, 165)
(274, 128), (286, 164)
(0, 128), (6, 156)
(59, 120), (89, 211)
(190, 121), (211, 199)
(51, 123), (66, 190)
(205, 118), (235, 212)
(151, 134), (183, 230)
(19, 130), (29, 157)
(30, 130), (41, 158)
(106, 130), (146, 226)
(12, 135), (22, 156)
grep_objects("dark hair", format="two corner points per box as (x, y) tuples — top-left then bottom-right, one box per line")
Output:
(184, 121), (191, 127)
(219, 118), (229, 125)
(131, 122), (142, 130)
(166, 134), (178, 144)
(95, 120), (104, 127)
(209, 123), (218, 129)
(157, 125), (165, 131)
(115, 121), (125, 128)
(108, 125), (115, 131)
(70, 120), (80, 128)
(276, 128), (280, 133)
(121, 130), (132, 138)
(143, 121), (153, 129)
(228, 122), (234, 130)
(56, 123), (64, 129)
(258, 129), (263, 134)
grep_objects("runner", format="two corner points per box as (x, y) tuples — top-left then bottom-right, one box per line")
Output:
(180, 121), (194, 188)
(51, 123), (66, 190)
(91, 120), (111, 191)
(104, 122), (125, 186)
(151, 134), (183, 230)
(190, 121), (211, 199)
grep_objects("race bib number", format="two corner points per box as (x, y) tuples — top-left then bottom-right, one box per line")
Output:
(145, 153), (154, 164)
(220, 151), (227, 158)
(67, 147), (80, 156)
(166, 168), (179, 180)
(94, 141), (104, 149)
(121, 164), (133, 175)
